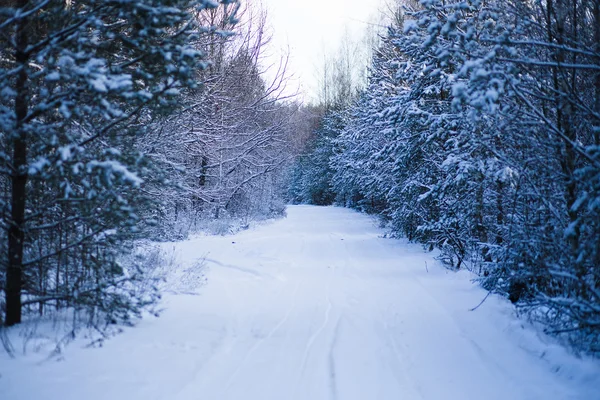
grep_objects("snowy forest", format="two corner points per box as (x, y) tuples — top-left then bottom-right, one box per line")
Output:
(0, 0), (599, 363)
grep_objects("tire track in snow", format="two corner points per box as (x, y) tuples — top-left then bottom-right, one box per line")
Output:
(203, 257), (269, 279)
(293, 265), (336, 399)
(328, 316), (342, 400)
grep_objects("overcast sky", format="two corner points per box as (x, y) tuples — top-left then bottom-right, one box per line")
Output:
(260, 0), (385, 102)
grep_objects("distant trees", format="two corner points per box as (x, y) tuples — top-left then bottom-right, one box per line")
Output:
(142, 2), (305, 238)
(289, 108), (348, 205)
(289, 25), (378, 206)
(290, 0), (600, 354)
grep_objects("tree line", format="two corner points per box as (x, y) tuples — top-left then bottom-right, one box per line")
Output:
(290, 0), (600, 354)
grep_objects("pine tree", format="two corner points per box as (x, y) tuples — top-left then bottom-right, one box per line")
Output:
(0, 0), (238, 326)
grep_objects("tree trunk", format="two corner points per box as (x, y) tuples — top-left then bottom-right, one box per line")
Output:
(475, 177), (490, 262)
(496, 180), (504, 246)
(5, 1), (29, 326)
(548, 0), (579, 251)
(595, 0), (600, 144)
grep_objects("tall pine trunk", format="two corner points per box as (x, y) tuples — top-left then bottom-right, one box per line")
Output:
(595, 0), (600, 145)
(5, 0), (29, 326)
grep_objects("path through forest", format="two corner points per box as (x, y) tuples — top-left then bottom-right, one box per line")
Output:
(2, 206), (598, 400)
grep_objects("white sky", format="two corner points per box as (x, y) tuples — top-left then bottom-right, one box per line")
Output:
(260, 0), (385, 102)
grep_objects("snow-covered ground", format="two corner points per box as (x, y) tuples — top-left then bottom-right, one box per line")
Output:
(1, 205), (599, 400)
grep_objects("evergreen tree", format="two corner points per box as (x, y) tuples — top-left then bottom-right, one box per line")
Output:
(302, 0), (600, 353)
(0, 0), (238, 327)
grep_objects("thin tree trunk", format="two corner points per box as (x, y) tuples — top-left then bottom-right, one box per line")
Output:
(595, 0), (600, 144)
(496, 180), (504, 247)
(548, 0), (579, 250)
(5, 0), (29, 326)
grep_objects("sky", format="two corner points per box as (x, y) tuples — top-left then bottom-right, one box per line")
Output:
(260, 0), (386, 102)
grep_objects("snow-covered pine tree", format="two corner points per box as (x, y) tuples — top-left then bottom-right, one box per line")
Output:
(0, 0), (238, 327)
(331, 23), (403, 214)
(289, 108), (348, 205)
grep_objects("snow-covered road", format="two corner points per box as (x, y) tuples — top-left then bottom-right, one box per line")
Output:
(2, 206), (598, 399)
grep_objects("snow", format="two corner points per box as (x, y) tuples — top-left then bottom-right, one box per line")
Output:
(403, 19), (419, 33)
(58, 145), (72, 161)
(1, 206), (598, 400)
(27, 157), (50, 175)
(89, 74), (132, 93)
(45, 71), (61, 81)
(86, 160), (144, 187)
